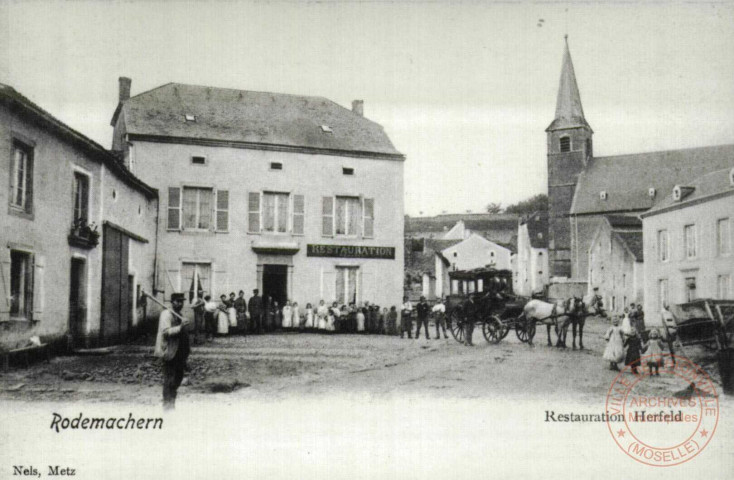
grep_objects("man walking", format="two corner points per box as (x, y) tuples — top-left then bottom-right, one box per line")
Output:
(415, 296), (430, 339)
(248, 289), (263, 334)
(432, 297), (448, 339)
(154, 293), (190, 410)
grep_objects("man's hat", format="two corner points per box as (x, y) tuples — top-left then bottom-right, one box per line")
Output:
(253, 288), (259, 294)
(171, 293), (185, 302)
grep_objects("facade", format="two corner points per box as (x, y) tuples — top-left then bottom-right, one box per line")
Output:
(641, 169), (734, 324)
(434, 233), (511, 298)
(111, 80), (405, 314)
(513, 212), (549, 297)
(587, 216), (643, 315)
(0, 84), (158, 350)
(546, 39), (734, 286)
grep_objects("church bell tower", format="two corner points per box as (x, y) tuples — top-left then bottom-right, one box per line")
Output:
(546, 36), (592, 278)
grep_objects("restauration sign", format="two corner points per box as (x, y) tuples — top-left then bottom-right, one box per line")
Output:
(306, 244), (395, 259)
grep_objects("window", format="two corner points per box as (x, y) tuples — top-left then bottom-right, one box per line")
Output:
(559, 136), (571, 153)
(335, 267), (358, 304)
(191, 156), (206, 165)
(684, 225), (697, 259)
(10, 250), (33, 319)
(718, 275), (732, 300)
(362, 198), (374, 238)
(658, 279), (669, 310)
(182, 187), (213, 230)
(343, 167), (354, 175)
(335, 196), (360, 236)
(73, 172), (90, 222)
(262, 192), (289, 233)
(270, 162), (283, 170)
(10, 141), (34, 214)
(657, 230), (669, 262)
(184, 114), (196, 122)
(717, 218), (731, 256)
(685, 277), (697, 302)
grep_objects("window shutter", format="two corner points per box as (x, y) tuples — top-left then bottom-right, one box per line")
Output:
(0, 249), (11, 316)
(9, 150), (16, 206)
(248, 192), (261, 233)
(167, 187), (181, 230)
(25, 153), (34, 213)
(292, 194), (305, 235)
(363, 198), (374, 238)
(26, 254), (35, 322)
(322, 196), (334, 237)
(216, 190), (229, 232)
(33, 255), (44, 320)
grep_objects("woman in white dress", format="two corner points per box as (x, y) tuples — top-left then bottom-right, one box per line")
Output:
(316, 300), (329, 331)
(281, 300), (293, 329)
(603, 316), (625, 370)
(356, 304), (366, 333)
(292, 302), (301, 329)
(216, 295), (229, 335)
(329, 302), (341, 332)
(304, 303), (314, 329)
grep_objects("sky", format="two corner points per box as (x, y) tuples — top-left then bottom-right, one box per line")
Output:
(1, 1), (733, 217)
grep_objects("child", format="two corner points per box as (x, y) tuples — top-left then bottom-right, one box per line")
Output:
(643, 329), (664, 375)
(624, 327), (642, 375)
(282, 300), (293, 329)
(356, 305), (366, 333)
(603, 316), (625, 370)
(292, 302), (302, 329)
(317, 300), (329, 331)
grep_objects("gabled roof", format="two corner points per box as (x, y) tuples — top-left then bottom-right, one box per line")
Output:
(571, 144), (734, 215)
(615, 231), (644, 261)
(0, 83), (157, 198)
(114, 83), (403, 159)
(546, 38), (590, 132)
(521, 211), (549, 249)
(642, 168), (734, 217)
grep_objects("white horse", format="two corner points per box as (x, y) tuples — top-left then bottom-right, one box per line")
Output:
(523, 293), (606, 349)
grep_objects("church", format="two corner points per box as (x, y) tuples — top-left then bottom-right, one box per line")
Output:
(545, 38), (734, 301)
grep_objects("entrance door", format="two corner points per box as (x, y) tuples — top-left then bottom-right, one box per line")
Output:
(68, 258), (86, 348)
(101, 225), (130, 346)
(263, 265), (288, 307)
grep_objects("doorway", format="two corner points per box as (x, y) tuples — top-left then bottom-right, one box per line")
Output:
(69, 258), (86, 348)
(263, 264), (288, 308)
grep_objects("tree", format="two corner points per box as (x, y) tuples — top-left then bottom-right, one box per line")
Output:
(485, 202), (502, 214)
(504, 194), (548, 215)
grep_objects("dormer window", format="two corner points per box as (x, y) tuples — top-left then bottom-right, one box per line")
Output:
(185, 114), (196, 122)
(320, 125), (333, 133)
(559, 136), (571, 153)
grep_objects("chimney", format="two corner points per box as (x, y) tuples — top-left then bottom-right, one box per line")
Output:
(352, 99), (364, 117)
(118, 77), (132, 103)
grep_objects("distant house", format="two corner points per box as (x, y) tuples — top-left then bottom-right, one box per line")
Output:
(434, 234), (511, 298)
(641, 169), (734, 322)
(404, 238), (461, 301)
(588, 215), (644, 315)
(405, 213), (518, 247)
(1, 84), (158, 350)
(514, 212), (549, 297)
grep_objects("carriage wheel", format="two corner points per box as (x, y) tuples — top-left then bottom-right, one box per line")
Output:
(448, 311), (465, 343)
(482, 315), (504, 344)
(516, 315), (535, 343)
(499, 318), (511, 340)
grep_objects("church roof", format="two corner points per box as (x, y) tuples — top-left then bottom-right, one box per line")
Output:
(546, 38), (590, 132)
(113, 83), (403, 159)
(570, 144), (734, 215)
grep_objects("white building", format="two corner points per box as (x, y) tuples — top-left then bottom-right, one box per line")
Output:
(434, 233), (511, 298)
(513, 212), (549, 296)
(110, 79), (405, 313)
(641, 168), (734, 325)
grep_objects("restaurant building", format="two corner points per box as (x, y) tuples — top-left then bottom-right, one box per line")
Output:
(110, 80), (405, 313)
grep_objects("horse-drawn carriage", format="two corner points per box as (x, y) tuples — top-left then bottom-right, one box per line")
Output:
(444, 268), (531, 344)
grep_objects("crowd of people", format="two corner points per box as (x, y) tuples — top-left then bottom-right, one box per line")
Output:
(602, 303), (665, 375)
(186, 289), (443, 343)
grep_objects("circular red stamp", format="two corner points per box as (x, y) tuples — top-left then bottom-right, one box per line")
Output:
(605, 354), (719, 467)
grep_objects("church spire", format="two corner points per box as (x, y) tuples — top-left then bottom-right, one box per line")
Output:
(547, 36), (590, 131)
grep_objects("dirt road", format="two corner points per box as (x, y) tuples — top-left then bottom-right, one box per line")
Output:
(1, 318), (727, 405)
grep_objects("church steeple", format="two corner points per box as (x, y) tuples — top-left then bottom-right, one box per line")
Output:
(547, 36), (591, 132)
